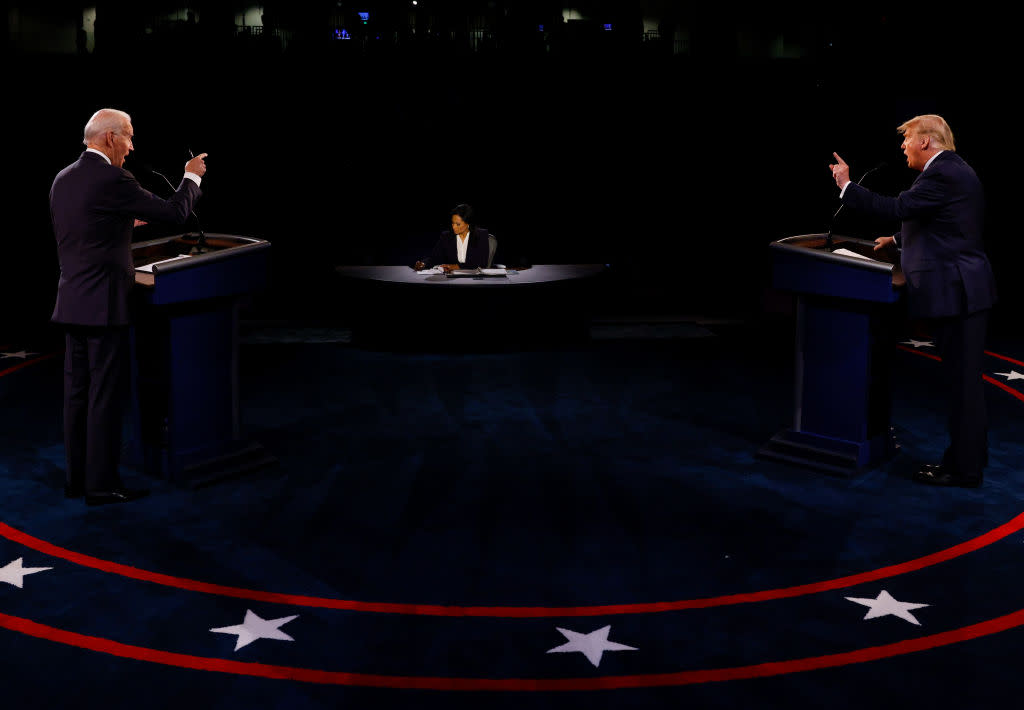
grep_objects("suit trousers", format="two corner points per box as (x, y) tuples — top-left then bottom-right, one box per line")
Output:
(63, 325), (130, 492)
(934, 308), (990, 478)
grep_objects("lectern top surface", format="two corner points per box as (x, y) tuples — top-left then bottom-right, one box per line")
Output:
(132, 233), (270, 286)
(771, 233), (905, 289)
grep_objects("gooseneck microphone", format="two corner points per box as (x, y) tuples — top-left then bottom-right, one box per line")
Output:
(141, 161), (208, 254)
(825, 162), (886, 250)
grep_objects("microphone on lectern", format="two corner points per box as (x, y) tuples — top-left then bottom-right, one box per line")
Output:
(825, 162), (886, 250)
(141, 159), (208, 254)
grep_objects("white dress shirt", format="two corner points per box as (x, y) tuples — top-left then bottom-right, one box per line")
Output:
(455, 232), (469, 263)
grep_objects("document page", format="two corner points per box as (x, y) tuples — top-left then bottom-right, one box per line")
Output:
(446, 268), (508, 277)
(832, 248), (877, 262)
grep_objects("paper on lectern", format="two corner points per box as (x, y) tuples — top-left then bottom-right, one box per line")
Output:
(832, 248), (876, 262)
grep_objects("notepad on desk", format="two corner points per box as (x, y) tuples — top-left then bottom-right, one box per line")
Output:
(447, 268), (508, 278)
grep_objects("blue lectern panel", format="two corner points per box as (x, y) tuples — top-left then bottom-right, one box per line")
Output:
(129, 234), (272, 484)
(146, 248), (270, 305)
(168, 308), (235, 458)
(799, 303), (871, 442)
(760, 234), (902, 474)
(772, 249), (900, 304)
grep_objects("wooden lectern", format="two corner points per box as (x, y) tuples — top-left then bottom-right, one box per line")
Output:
(759, 233), (905, 475)
(127, 233), (274, 486)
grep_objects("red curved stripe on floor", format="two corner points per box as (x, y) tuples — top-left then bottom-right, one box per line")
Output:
(0, 353), (58, 378)
(899, 346), (1024, 401)
(986, 350), (1024, 368)
(902, 345), (1024, 375)
(1, 344), (1018, 619)
(2, 607), (1023, 689)
(897, 344), (941, 361)
(4, 513), (1024, 617)
(984, 375), (1024, 403)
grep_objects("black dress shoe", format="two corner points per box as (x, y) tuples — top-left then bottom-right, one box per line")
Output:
(64, 484), (84, 499)
(913, 465), (982, 488)
(85, 487), (150, 506)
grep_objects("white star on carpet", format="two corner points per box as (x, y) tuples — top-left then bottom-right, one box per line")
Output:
(0, 558), (53, 588)
(900, 339), (934, 349)
(0, 351), (37, 360)
(994, 370), (1024, 382)
(546, 625), (637, 667)
(846, 589), (930, 626)
(210, 609), (299, 651)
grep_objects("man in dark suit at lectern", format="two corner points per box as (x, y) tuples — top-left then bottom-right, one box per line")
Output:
(830, 114), (996, 487)
(50, 108), (208, 505)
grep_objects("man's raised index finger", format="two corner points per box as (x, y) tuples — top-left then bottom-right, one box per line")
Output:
(832, 152), (847, 165)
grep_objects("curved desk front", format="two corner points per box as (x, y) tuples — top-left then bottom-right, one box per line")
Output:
(337, 264), (606, 286)
(335, 264), (608, 346)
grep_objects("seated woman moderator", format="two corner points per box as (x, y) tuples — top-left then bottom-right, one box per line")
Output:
(414, 204), (491, 271)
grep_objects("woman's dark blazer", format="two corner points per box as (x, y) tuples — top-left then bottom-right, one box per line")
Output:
(424, 227), (491, 269)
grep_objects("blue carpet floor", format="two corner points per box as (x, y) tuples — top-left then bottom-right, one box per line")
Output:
(1, 321), (1023, 708)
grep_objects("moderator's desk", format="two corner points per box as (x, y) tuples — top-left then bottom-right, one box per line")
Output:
(335, 264), (608, 347)
(337, 264), (607, 286)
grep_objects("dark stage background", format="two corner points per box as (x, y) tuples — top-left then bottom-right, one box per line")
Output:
(2, 2), (1015, 336)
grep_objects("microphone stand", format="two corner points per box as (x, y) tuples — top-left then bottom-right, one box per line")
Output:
(826, 162), (886, 251)
(188, 228), (209, 255)
(148, 167), (208, 254)
(824, 206), (842, 251)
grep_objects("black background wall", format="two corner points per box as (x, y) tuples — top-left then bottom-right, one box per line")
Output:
(2, 2), (1015, 336)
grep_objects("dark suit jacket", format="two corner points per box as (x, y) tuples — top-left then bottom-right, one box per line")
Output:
(50, 151), (201, 326)
(842, 151), (996, 318)
(424, 227), (491, 269)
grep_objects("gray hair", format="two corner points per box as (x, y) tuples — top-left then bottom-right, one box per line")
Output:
(83, 108), (131, 146)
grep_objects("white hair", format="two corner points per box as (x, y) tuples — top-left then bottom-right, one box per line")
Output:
(83, 108), (131, 146)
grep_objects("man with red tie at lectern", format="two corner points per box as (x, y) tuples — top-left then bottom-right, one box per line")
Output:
(829, 114), (997, 487)
(50, 108), (208, 505)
